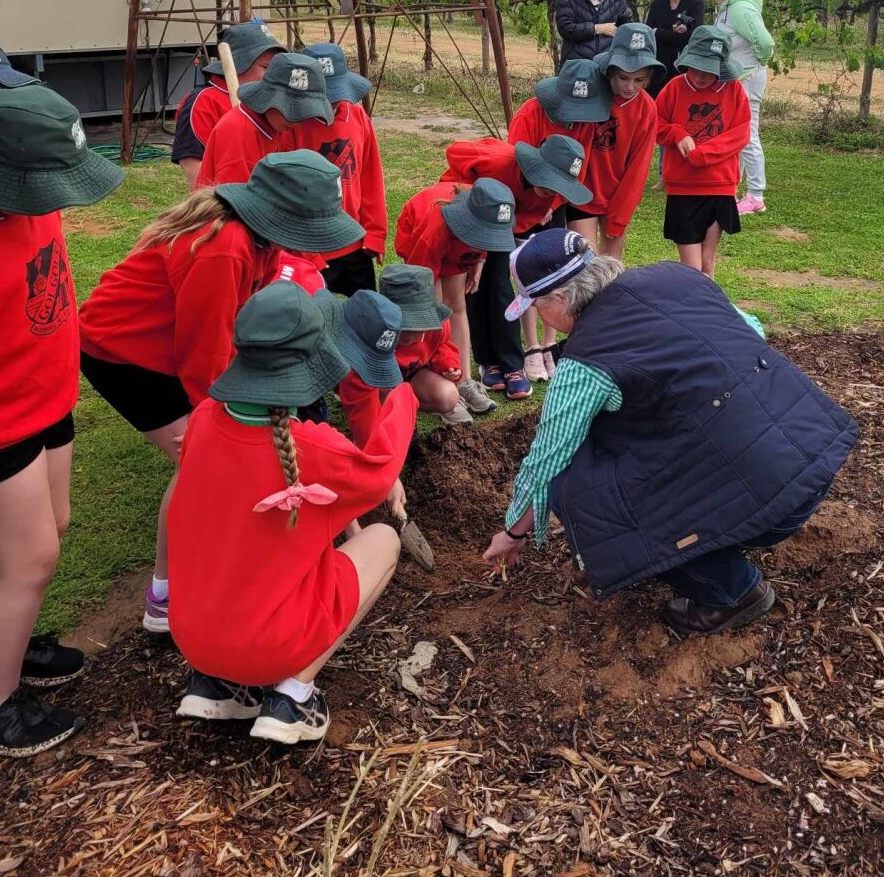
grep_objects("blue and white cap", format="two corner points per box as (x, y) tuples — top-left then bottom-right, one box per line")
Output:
(505, 228), (595, 321)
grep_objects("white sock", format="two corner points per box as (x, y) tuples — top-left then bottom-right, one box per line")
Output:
(274, 677), (315, 704)
(151, 575), (169, 601)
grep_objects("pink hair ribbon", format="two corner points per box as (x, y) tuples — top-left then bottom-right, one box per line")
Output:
(252, 482), (338, 514)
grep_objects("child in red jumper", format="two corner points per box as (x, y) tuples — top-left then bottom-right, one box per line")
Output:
(169, 283), (418, 744)
(172, 22), (283, 189)
(291, 43), (387, 297)
(395, 179), (516, 417)
(78, 152), (364, 639)
(574, 24), (663, 262)
(440, 135), (591, 398)
(0, 87), (123, 758)
(196, 53), (333, 187)
(656, 26), (751, 277)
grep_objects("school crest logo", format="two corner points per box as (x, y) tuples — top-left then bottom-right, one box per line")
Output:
(686, 102), (724, 141)
(497, 203), (512, 223)
(572, 79), (589, 98)
(71, 119), (86, 150)
(375, 329), (398, 352)
(318, 56), (335, 76)
(25, 238), (72, 337)
(289, 68), (310, 90)
(569, 156), (583, 177)
(260, 24), (273, 38)
(593, 117), (618, 150)
(319, 138), (356, 181)
(711, 39), (724, 55)
(629, 32), (646, 51)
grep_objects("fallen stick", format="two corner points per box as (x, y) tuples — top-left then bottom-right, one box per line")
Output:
(698, 740), (784, 789)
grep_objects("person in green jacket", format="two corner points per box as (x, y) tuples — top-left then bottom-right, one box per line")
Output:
(716, 0), (774, 215)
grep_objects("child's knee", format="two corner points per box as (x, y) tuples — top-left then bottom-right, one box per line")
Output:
(20, 540), (61, 590)
(55, 506), (71, 538)
(419, 378), (459, 413)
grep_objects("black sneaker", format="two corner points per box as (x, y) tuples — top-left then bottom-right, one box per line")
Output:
(0, 687), (85, 758)
(176, 670), (264, 720)
(250, 688), (330, 744)
(20, 635), (84, 687)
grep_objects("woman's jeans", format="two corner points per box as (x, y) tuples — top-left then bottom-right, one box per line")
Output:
(740, 65), (768, 197)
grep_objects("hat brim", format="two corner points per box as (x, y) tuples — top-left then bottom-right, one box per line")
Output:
(216, 183), (365, 253)
(0, 149), (124, 215)
(202, 43), (285, 77)
(0, 67), (39, 87)
(323, 72), (372, 104)
(238, 81), (334, 124)
(335, 321), (402, 389)
(514, 142), (592, 206)
(209, 335), (350, 407)
(395, 300), (450, 331)
(313, 289), (343, 336)
(441, 200), (516, 253)
(595, 48), (665, 76)
(534, 75), (612, 124)
(505, 292), (534, 322)
(675, 52), (742, 82)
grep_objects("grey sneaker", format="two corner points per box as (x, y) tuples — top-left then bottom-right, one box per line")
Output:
(176, 670), (264, 720)
(438, 399), (474, 425)
(250, 689), (330, 745)
(458, 379), (497, 414)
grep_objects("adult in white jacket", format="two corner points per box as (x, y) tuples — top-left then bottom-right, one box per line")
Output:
(715, 0), (774, 214)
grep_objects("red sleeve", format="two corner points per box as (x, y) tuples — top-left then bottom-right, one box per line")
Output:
(655, 81), (690, 146)
(427, 321), (461, 375)
(190, 89), (229, 147)
(604, 101), (657, 238)
(173, 255), (253, 405)
(357, 112), (388, 255)
(687, 87), (751, 167)
(507, 104), (536, 146)
(394, 216), (445, 281)
(338, 370), (382, 449)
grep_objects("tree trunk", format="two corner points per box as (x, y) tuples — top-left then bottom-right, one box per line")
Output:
(326, 1), (336, 42)
(859, 3), (880, 120)
(423, 13), (434, 70)
(548, 0), (560, 71)
(481, 18), (490, 75)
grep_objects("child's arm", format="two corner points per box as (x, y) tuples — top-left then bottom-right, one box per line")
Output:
(427, 322), (462, 379)
(359, 115), (388, 258)
(506, 105), (535, 146)
(655, 86), (691, 147)
(338, 370), (382, 450)
(686, 87), (751, 166)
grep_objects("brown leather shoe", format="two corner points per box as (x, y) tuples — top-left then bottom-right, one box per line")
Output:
(662, 580), (776, 636)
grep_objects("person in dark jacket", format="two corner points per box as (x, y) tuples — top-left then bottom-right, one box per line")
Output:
(645, 0), (705, 96)
(483, 229), (858, 635)
(556, 0), (635, 64)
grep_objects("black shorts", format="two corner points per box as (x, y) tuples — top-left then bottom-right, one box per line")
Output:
(0, 413), (75, 483)
(81, 352), (192, 433)
(565, 203), (604, 223)
(664, 195), (740, 245)
(321, 248), (376, 297)
(517, 205), (568, 240)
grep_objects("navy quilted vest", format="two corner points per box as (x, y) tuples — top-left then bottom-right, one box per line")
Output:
(550, 262), (858, 597)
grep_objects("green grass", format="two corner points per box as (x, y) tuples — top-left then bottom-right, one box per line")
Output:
(38, 113), (884, 633)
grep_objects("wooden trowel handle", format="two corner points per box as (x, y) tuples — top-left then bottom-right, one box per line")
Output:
(218, 42), (241, 108)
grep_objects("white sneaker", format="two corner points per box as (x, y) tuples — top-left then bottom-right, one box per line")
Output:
(438, 399), (474, 425)
(542, 349), (557, 379)
(458, 379), (497, 414)
(523, 349), (548, 381)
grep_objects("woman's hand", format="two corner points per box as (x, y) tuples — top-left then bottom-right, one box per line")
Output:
(483, 531), (526, 577)
(596, 22), (617, 37)
(677, 135), (696, 157)
(442, 367), (462, 383)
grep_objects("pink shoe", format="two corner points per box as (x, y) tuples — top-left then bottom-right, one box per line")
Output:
(737, 194), (766, 215)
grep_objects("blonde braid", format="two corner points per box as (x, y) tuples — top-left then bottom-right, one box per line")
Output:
(269, 407), (300, 527)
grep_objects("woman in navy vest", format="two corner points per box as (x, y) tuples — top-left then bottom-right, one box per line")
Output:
(483, 229), (858, 634)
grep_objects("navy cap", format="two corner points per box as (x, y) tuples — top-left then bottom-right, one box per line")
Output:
(505, 228), (595, 321)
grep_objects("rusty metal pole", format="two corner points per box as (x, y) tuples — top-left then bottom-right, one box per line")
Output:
(483, 0), (512, 125)
(239, 0), (252, 21)
(351, 0), (373, 114)
(121, 0), (140, 165)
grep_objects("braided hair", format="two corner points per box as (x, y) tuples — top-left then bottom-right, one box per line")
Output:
(269, 407), (300, 527)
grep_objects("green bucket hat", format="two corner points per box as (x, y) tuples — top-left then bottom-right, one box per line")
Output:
(379, 264), (451, 331)
(209, 280), (350, 408)
(514, 134), (592, 206)
(534, 59), (612, 124)
(238, 53), (333, 124)
(302, 43), (372, 104)
(203, 22), (284, 77)
(441, 178), (516, 253)
(0, 87), (124, 215)
(675, 26), (742, 82)
(335, 290), (403, 389)
(594, 23), (665, 81)
(216, 151), (365, 253)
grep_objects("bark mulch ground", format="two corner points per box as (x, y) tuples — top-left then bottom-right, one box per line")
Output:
(2, 332), (883, 877)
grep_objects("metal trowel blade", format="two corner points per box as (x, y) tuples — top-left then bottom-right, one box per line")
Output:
(400, 520), (435, 571)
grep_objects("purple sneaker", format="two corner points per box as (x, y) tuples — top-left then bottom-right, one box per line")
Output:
(142, 586), (169, 634)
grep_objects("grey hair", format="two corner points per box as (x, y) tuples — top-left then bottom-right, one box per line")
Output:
(555, 243), (624, 318)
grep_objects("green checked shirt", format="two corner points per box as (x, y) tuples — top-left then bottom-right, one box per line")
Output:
(505, 309), (766, 544)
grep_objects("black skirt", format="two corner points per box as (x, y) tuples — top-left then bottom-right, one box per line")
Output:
(664, 195), (741, 245)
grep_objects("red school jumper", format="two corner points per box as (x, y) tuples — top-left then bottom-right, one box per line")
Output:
(338, 321), (460, 447)
(0, 212), (79, 448)
(582, 91), (657, 235)
(655, 74), (750, 196)
(288, 102), (387, 260)
(196, 105), (289, 187)
(172, 77), (232, 163)
(394, 182), (485, 281)
(168, 384), (418, 685)
(78, 221), (279, 405)
(439, 139), (556, 235)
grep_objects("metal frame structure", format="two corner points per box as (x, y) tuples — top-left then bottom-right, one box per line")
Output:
(122, 0), (514, 163)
